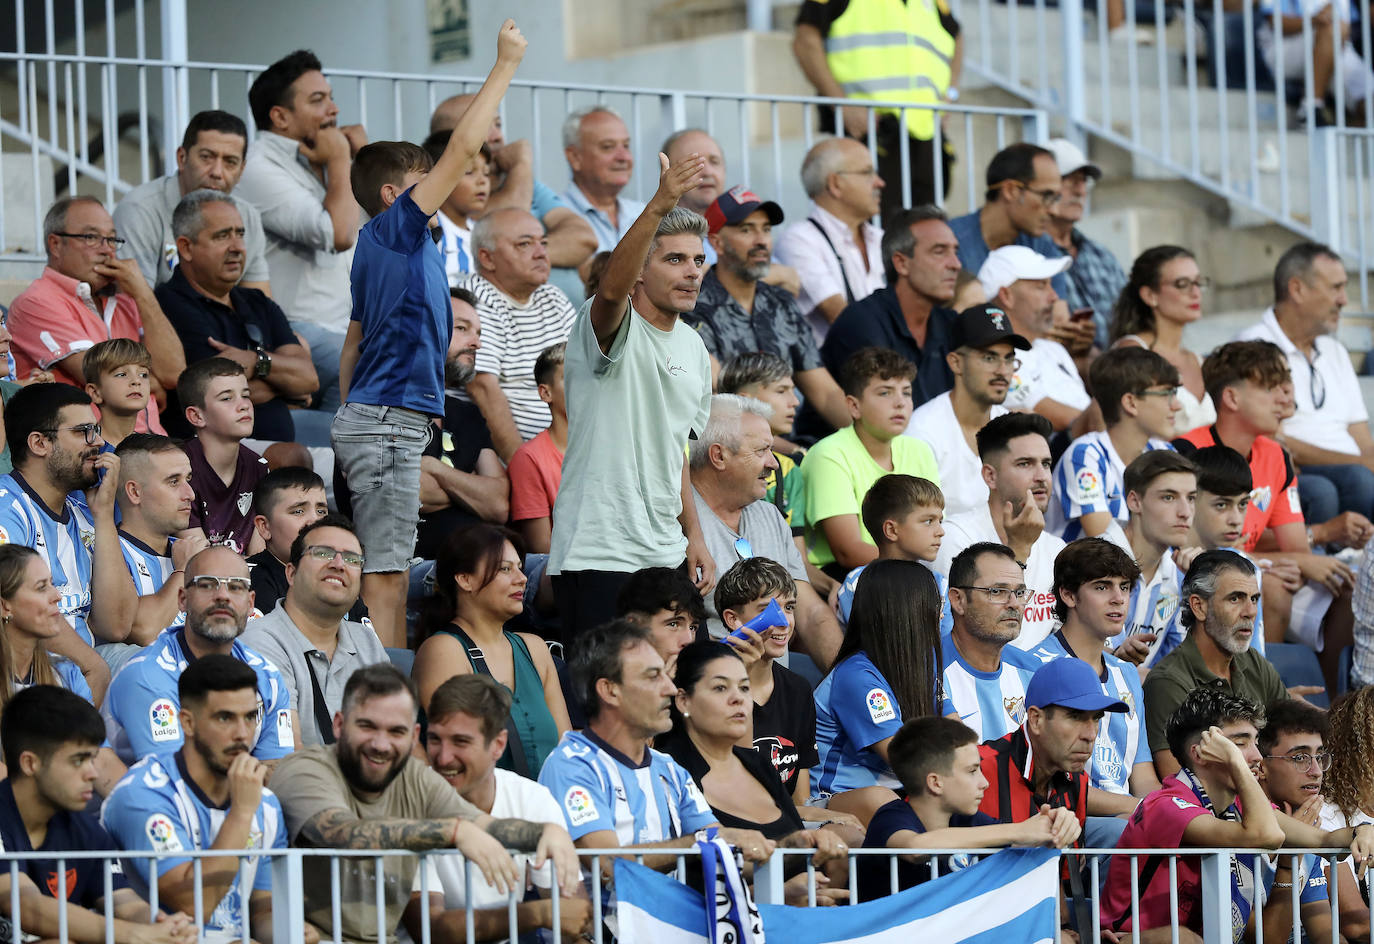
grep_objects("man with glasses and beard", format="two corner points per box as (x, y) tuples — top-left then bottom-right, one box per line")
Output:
(412, 287), (510, 559)
(103, 546), (299, 765)
(102, 655), (298, 943)
(270, 663), (580, 944)
(0, 383), (135, 652)
(1143, 550), (1289, 778)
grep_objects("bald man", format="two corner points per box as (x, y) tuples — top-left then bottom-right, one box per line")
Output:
(431, 93), (596, 271)
(773, 137), (886, 344)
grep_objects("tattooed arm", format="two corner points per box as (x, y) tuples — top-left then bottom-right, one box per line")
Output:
(486, 819), (581, 891)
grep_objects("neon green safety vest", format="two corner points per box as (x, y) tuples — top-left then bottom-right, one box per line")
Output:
(825, 0), (955, 140)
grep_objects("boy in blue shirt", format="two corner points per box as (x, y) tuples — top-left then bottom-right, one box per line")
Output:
(331, 20), (525, 648)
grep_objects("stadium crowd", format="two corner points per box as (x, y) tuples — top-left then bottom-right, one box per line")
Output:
(5, 14), (1374, 944)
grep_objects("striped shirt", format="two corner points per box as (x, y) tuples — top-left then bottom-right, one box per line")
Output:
(0, 472), (96, 645)
(118, 531), (185, 631)
(1047, 431), (1174, 542)
(940, 639), (1041, 743)
(1108, 550), (1185, 667)
(1030, 633), (1149, 794)
(464, 274), (577, 440)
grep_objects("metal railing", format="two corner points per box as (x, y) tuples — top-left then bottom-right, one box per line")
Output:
(0, 844), (1368, 944)
(0, 48), (1048, 267)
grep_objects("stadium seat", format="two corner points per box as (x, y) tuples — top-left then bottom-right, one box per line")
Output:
(386, 646), (415, 677)
(1267, 642), (1330, 708)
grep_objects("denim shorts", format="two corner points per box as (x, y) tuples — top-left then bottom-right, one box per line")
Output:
(331, 402), (432, 573)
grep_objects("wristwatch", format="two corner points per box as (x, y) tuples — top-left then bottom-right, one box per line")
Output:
(253, 347), (272, 379)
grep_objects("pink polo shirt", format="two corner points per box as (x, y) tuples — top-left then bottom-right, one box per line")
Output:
(7, 267), (164, 433)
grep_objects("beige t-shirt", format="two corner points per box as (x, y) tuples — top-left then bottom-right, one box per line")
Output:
(269, 745), (481, 944)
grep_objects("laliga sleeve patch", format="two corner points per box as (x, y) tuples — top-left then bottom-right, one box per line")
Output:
(144, 814), (185, 853)
(1075, 468), (1104, 501)
(865, 688), (897, 724)
(0, 526), (9, 545)
(1286, 485), (1302, 514)
(148, 698), (180, 742)
(276, 709), (293, 747)
(1171, 796), (1198, 811)
(563, 786), (599, 827)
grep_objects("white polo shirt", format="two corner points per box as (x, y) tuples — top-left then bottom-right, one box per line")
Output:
(1005, 337), (1091, 414)
(1234, 308), (1368, 456)
(905, 392), (1007, 520)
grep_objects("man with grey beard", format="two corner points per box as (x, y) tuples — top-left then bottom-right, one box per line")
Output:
(413, 287), (510, 558)
(1142, 549), (1290, 778)
(102, 545), (302, 765)
(685, 186), (851, 435)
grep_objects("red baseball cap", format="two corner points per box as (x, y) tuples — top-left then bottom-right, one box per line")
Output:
(704, 185), (785, 235)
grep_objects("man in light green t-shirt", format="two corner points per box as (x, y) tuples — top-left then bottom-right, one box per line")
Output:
(548, 153), (717, 641)
(802, 346), (940, 579)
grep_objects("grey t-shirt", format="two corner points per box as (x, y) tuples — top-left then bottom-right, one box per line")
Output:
(549, 297), (712, 574)
(113, 174), (270, 287)
(269, 745), (480, 944)
(240, 605), (388, 746)
(691, 485), (807, 637)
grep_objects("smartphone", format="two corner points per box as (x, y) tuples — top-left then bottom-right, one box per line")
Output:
(1070, 307), (1095, 322)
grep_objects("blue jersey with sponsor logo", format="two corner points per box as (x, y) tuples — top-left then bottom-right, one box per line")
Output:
(812, 652), (905, 799)
(1046, 432), (1174, 543)
(1029, 633), (1149, 794)
(0, 472), (96, 645)
(101, 752), (284, 934)
(118, 532), (185, 629)
(940, 638), (1040, 743)
(103, 628), (293, 764)
(537, 729), (715, 844)
(836, 563), (952, 634)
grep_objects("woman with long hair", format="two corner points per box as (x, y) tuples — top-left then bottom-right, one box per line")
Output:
(812, 559), (943, 825)
(413, 524), (568, 775)
(1319, 688), (1374, 923)
(1110, 245), (1215, 434)
(659, 641), (848, 904)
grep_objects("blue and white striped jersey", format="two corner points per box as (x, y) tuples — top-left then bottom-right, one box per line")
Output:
(1030, 633), (1150, 794)
(940, 639), (1041, 743)
(118, 532), (185, 629)
(1046, 432), (1173, 542)
(537, 729), (715, 844)
(0, 472), (96, 644)
(103, 628), (293, 764)
(101, 752), (285, 935)
(836, 562), (952, 634)
(1108, 551), (1186, 667)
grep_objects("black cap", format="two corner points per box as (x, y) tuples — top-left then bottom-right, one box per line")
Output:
(952, 303), (1032, 351)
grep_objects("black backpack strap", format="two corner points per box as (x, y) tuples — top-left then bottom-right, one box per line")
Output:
(445, 624), (531, 778)
(306, 657), (336, 744)
(1108, 854), (1166, 934)
(806, 219), (856, 303)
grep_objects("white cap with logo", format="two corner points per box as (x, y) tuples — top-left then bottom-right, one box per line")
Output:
(1046, 138), (1102, 180)
(977, 245), (1073, 298)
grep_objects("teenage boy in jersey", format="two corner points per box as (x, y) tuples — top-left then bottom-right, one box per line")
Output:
(1048, 347), (1180, 544)
(102, 656), (300, 943)
(0, 685), (196, 944)
(858, 716), (1079, 902)
(1033, 538), (1159, 850)
(940, 542), (1041, 742)
(103, 546), (298, 765)
(1110, 449), (1197, 668)
(538, 619), (778, 875)
(333, 22), (525, 648)
(115, 434), (209, 646)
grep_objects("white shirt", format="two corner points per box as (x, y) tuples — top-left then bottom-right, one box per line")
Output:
(1234, 307), (1368, 456)
(773, 203), (885, 345)
(437, 210), (475, 286)
(932, 503), (1067, 650)
(905, 392), (1007, 520)
(1005, 337), (1091, 413)
(400, 769), (566, 944)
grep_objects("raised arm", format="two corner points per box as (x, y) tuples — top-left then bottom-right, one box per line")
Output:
(587, 152), (707, 351)
(412, 22), (527, 216)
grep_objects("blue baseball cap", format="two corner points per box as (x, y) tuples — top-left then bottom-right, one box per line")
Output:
(1025, 658), (1128, 713)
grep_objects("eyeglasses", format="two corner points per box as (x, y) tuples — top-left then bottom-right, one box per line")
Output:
(53, 232), (126, 250)
(1306, 352), (1326, 410)
(303, 544), (365, 568)
(969, 351), (1021, 371)
(40, 423), (101, 444)
(1264, 750), (1333, 772)
(186, 575), (253, 594)
(734, 537), (754, 559)
(1137, 386), (1180, 399)
(1019, 183), (1061, 206)
(1167, 277), (1212, 292)
(956, 585), (1033, 604)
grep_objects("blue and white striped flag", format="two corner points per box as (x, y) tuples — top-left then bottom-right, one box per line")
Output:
(616, 847), (1060, 944)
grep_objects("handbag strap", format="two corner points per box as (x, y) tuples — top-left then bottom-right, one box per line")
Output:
(306, 656), (336, 745)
